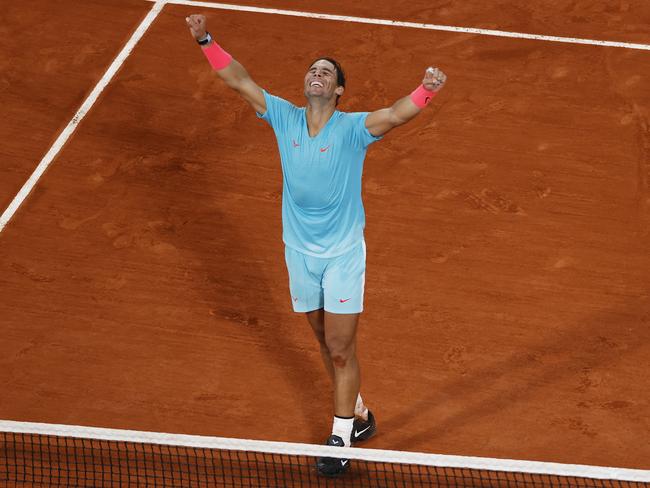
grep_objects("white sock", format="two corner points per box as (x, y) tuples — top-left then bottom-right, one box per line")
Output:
(355, 393), (368, 421)
(331, 416), (354, 447)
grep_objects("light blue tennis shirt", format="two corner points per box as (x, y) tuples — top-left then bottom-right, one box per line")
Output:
(258, 90), (382, 258)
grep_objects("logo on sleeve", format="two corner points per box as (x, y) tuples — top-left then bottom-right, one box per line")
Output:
(292, 139), (300, 148)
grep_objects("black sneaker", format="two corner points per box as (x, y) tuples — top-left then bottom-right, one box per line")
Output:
(351, 410), (376, 443)
(316, 434), (350, 477)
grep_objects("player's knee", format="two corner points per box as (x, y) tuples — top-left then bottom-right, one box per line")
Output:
(331, 354), (348, 368)
(325, 338), (354, 368)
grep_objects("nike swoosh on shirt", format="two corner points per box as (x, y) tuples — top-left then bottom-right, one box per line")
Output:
(339, 298), (351, 303)
(320, 145), (331, 152)
(292, 139), (300, 148)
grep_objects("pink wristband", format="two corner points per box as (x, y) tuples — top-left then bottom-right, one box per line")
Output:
(409, 84), (436, 109)
(202, 41), (233, 71)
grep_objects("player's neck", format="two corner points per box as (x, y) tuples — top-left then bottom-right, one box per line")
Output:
(306, 102), (336, 137)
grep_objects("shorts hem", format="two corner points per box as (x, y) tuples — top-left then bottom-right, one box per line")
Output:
(323, 306), (364, 315)
(293, 305), (324, 313)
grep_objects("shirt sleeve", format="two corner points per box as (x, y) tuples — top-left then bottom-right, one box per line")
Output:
(346, 112), (383, 149)
(256, 90), (296, 133)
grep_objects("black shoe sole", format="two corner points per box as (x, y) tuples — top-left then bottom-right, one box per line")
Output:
(316, 459), (350, 477)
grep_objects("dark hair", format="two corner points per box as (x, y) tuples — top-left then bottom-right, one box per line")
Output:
(308, 57), (346, 105)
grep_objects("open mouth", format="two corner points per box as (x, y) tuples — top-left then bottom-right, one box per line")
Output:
(310, 81), (324, 88)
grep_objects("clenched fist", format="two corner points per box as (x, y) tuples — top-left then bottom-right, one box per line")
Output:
(423, 66), (447, 92)
(186, 14), (208, 41)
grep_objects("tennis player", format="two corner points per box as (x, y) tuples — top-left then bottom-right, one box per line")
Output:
(186, 14), (447, 477)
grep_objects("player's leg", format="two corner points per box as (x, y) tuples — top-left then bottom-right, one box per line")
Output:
(322, 311), (375, 443)
(306, 308), (371, 438)
(305, 308), (335, 382)
(315, 310), (359, 476)
(324, 311), (360, 420)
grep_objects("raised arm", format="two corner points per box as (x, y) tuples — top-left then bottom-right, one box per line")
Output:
(365, 67), (447, 137)
(186, 14), (266, 114)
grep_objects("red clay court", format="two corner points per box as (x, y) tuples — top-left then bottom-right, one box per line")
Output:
(1, 0), (649, 483)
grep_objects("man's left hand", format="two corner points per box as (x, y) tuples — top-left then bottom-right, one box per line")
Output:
(423, 66), (447, 92)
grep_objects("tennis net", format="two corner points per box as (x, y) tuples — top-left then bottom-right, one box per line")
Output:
(1, 420), (648, 487)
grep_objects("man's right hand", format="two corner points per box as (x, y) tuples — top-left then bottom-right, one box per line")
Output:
(186, 14), (208, 41)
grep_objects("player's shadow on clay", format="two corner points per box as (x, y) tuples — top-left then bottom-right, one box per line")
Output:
(181, 154), (330, 441)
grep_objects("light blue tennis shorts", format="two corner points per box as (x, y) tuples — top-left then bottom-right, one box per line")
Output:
(284, 240), (366, 314)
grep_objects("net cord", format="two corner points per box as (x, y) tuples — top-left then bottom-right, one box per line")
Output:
(1, 420), (648, 482)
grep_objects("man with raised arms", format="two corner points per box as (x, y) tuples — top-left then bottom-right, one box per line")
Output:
(186, 14), (447, 477)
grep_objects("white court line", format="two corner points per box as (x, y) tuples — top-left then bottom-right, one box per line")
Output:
(0, 1), (166, 234)
(156, 0), (650, 51)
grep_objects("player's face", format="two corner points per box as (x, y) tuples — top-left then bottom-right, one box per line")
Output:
(304, 59), (343, 101)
